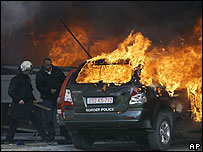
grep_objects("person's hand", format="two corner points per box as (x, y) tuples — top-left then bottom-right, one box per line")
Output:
(33, 100), (37, 104)
(19, 100), (24, 104)
(50, 89), (56, 94)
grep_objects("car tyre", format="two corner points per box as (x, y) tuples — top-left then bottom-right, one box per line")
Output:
(148, 110), (173, 150)
(71, 130), (94, 150)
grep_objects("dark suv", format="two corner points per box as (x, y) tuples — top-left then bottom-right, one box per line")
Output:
(58, 60), (189, 150)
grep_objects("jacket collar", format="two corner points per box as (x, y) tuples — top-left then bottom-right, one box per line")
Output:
(40, 65), (55, 75)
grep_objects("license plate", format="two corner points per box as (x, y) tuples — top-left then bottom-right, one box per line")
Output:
(87, 97), (113, 104)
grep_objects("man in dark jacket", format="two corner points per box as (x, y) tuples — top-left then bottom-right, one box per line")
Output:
(36, 58), (66, 142)
(4, 61), (49, 144)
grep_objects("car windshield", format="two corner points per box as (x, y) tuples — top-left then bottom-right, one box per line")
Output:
(76, 59), (133, 85)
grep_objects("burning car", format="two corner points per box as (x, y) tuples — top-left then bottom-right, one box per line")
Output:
(55, 17), (201, 150)
(57, 58), (192, 150)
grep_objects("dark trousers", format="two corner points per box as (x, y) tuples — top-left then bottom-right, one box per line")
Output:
(42, 100), (56, 137)
(6, 109), (47, 142)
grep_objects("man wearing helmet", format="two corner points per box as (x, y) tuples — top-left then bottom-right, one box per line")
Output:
(4, 61), (49, 144)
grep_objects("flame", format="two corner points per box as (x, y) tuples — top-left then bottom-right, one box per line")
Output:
(76, 18), (202, 122)
(76, 31), (151, 85)
(49, 26), (89, 67)
(48, 25), (123, 67)
(186, 78), (202, 122)
(88, 31), (151, 67)
(76, 63), (132, 85)
(141, 18), (202, 122)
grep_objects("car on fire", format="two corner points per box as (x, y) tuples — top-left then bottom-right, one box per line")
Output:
(56, 59), (191, 150)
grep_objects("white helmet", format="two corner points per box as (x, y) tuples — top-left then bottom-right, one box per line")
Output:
(20, 61), (33, 71)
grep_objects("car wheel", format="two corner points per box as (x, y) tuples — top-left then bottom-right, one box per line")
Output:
(70, 130), (94, 150)
(148, 111), (173, 150)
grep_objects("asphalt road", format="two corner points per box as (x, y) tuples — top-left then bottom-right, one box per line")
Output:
(1, 138), (202, 151)
(1, 125), (202, 151)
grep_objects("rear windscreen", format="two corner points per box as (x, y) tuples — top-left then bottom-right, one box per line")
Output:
(76, 61), (132, 85)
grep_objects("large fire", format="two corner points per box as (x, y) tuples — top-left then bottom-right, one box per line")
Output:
(49, 26), (89, 66)
(47, 25), (123, 67)
(50, 18), (202, 122)
(140, 18), (202, 122)
(76, 31), (151, 85)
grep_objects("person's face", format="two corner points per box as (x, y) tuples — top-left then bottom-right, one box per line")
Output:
(23, 70), (31, 75)
(44, 60), (52, 71)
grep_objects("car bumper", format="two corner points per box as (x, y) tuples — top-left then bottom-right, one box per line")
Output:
(63, 109), (153, 130)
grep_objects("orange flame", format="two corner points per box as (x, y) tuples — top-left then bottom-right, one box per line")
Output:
(76, 31), (151, 85)
(140, 18), (202, 122)
(77, 63), (132, 85)
(49, 26), (89, 66)
(87, 31), (151, 68)
(48, 25), (123, 67)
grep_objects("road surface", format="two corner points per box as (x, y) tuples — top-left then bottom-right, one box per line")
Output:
(1, 137), (202, 151)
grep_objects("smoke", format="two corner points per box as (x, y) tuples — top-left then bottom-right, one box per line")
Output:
(1, 1), (43, 65)
(47, 1), (202, 41)
(1, 1), (202, 66)
(183, 1), (202, 26)
(1, 1), (42, 35)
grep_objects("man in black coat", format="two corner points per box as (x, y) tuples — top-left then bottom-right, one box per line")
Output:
(36, 58), (66, 142)
(4, 61), (49, 144)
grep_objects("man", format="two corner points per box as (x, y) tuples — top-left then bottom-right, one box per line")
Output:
(35, 58), (66, 142)
(4, 61), (49, 144)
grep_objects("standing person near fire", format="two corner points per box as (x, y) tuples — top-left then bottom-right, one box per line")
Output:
(35, 58), (66, 142)
(4, 61), (49, 144)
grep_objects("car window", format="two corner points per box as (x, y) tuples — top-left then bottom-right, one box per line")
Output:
(76, 60), (133, 85)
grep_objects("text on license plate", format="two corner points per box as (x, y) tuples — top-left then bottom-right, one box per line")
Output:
(87, 97), (113, 104)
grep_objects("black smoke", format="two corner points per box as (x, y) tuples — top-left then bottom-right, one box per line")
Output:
(1, 1), (202, 66)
